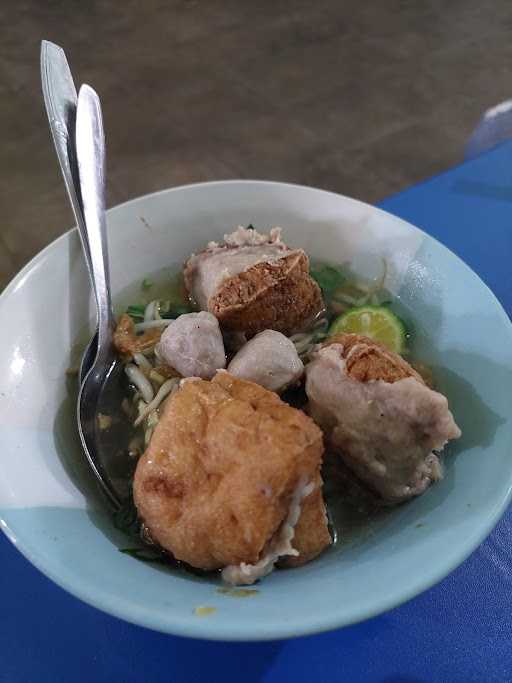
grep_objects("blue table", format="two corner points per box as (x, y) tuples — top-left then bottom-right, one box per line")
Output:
(3, 142), (512, 683)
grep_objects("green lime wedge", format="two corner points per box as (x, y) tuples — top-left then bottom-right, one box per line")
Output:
(328, 305), (407, 354)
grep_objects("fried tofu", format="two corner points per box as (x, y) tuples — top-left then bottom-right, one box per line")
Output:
(133, 372), (331, 577)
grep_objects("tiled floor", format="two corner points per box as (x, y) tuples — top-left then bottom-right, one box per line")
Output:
(2, 0), (512, 287)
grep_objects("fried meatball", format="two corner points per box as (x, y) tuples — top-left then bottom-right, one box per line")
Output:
(156, 312), (226, 379)
(184, 227), (324, 337)
(326, 333), (424, 384)
(306, 334), (461, 503)
(227, 330), (304, 392)
(133, 372), (330, 579)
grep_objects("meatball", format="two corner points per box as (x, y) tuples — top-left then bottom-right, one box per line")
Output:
(184, 226), (324, 337)
(227, 330), (304, 392)
(133, 372), (330, 581)
(156, 312), (226, 379)
(306, 334), (461, 503)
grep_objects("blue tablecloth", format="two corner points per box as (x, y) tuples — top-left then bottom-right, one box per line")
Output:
(2, 142), (512, 683)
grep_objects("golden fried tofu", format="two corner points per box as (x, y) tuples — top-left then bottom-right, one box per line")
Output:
(184, 227), (324, 337)
(133, 372), (331, 579)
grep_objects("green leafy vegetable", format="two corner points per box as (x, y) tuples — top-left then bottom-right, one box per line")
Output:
(126, 304), (146, 321)
(158, 300), (193, 319)
(126, 300), (193, 321)
(141, 278), (153, 291)
(247, 223), (255, 230)
(119, 547), (169, 564)
(310, 264), (345, 293)
(312, 330), (328, 344)
(114, 487), (169, 564)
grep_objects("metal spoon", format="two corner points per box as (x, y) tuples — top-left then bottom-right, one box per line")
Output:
(41, 42), (126, 508)
(74, 84), (125, 509)
(40, 40), (97, 385)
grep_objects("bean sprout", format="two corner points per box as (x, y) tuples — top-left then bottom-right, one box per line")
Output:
(144, 300), (157, 322)
(289, 316), (329, 358)
(125, 364), (154, 403)
(134, 319), (172, 332)
(133, 352), (153, 372)
(134, 378), (180, 427)
(149, 369), (165, 386)
(289, 332), (313, 356)
(144, 410), (159, 446)
(330, 258), (389, 310)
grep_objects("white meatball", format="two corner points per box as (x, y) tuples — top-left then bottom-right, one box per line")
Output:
(156, 312), (226, 379)
(227, 330), (304, 392)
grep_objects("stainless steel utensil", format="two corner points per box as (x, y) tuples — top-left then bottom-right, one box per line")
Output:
(40, 40), (98, 385)
(42, 40), (126, 509)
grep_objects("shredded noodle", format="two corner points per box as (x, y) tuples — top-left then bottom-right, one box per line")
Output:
(134, 378), (180, 427)
(125, 364), (154, 403)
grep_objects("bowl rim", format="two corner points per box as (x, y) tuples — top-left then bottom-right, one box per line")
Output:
(2, 178), (512, 641)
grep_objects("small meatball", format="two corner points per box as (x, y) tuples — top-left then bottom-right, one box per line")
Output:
(306, 334), (461, 503)
(133, 372), (330, 578)
(227, 330), (304, 392)
(156, 312), (226, 379)
(184, 227), (324, 337)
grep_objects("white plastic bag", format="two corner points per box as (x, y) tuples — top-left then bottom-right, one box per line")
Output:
(465, 99), (512, 159)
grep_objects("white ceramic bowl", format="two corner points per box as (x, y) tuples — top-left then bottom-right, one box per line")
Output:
(1, 181), (512, 640)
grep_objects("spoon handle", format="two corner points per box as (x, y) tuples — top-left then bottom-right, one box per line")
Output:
(40, 40), (94, 281)
(75, 84), (115, 353)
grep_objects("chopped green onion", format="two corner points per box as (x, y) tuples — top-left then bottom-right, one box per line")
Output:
(159, 301), (193, 319)
(126, 304), (146, 321)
